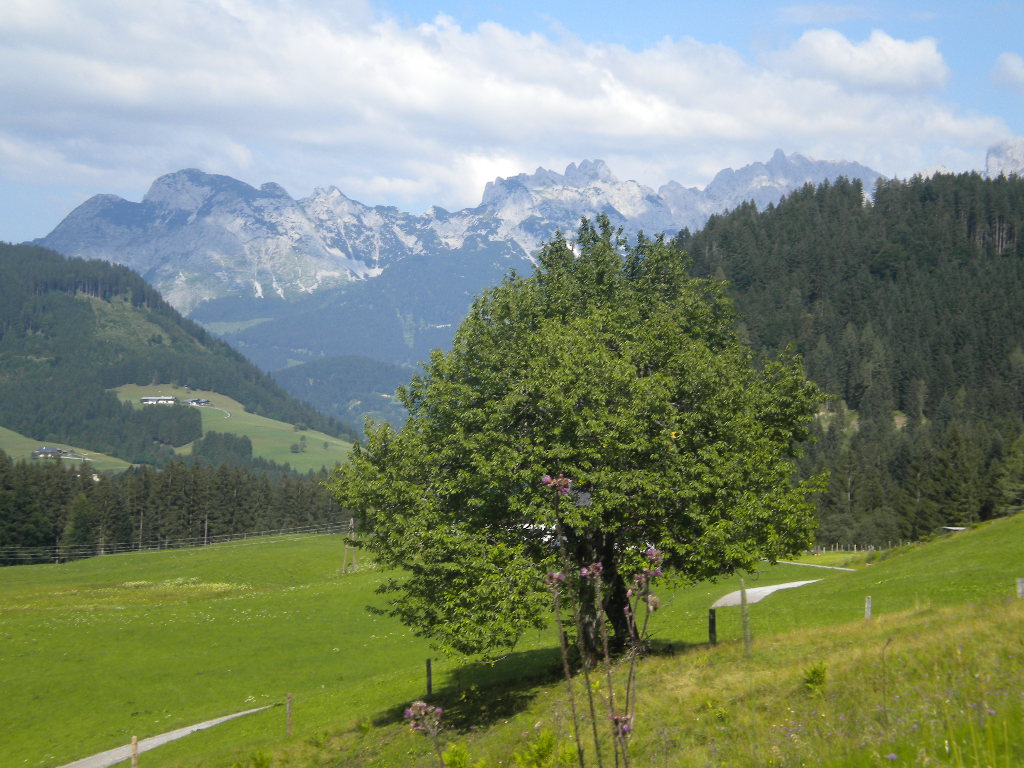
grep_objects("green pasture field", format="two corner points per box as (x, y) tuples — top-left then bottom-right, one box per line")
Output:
(1, 514), (1021, 767)
(0, 424), (133, 473)
(112, 384), (353, 473)
(0, 535), (441, 767)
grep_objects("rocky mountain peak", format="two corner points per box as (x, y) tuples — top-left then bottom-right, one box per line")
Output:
(142, 169), (295, 213)
(37, 151), (886, 323)
(559, 159), (616, 187)
(480, 159), (617, 205)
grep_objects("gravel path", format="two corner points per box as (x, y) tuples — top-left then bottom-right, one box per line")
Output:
(55, 706), (271, 768)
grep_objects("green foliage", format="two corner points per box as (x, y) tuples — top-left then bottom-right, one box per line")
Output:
(332, 217), (823, 658)
(678, 173), (1024, 544)
(511, 729), (576, 768)
(191, 431), (254, 466)
(62, 492), (98, 555)
(443, 742), (486, 768)
(0, 448), (343, 562)
(230, 751), (271, 768)
(801, 661), (827, 695)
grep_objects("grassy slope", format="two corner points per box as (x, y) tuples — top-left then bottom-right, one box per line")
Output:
(0, 536), (439, 767)
(113, 384), (353, 473)
(0, 515), (1021, 767)
(0, 424), (133, 473)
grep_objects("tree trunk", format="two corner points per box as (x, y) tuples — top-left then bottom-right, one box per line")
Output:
(575, 577), (603, 662)
(602, 564), (631, 654)
(566, 528), (631, 660)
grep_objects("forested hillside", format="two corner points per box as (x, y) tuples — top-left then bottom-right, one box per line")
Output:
(0, 448), (343, 563)
(676, 173), (1024, 544)
(0, 244), (358, 465)
(272, 354), (413, 427)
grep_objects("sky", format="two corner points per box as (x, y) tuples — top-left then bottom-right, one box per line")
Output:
(1, 0), (1022, 243)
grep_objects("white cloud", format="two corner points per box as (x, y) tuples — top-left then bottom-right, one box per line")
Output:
(0, 1), (1008, 236)
(771, 29), (949, 91)
(993, 52), (1024, 92)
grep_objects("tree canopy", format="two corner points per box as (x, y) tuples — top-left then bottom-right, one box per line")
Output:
(330, 217), (823, 657)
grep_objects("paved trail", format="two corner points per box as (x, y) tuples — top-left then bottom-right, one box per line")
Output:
(56, 706), (271, 768)
(712, 579), (821, 608)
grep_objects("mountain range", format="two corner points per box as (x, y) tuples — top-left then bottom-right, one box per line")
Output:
(32, 144), (1024, 426)
(35, 150), (882, 361)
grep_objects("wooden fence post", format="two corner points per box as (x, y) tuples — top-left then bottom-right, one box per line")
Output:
(286, 693), (293, 737)
(131, 735), (138, 768)
(426, 658), (433, 696)
(740, 578), (751, 658)
(1017, 577), (1023, 599)
(865, 595), (872, 620)
(708, 608), (717, 645)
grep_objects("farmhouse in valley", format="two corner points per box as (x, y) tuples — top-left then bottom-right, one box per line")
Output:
(31, 446), (67, 459)
(140, 396), (178, 405)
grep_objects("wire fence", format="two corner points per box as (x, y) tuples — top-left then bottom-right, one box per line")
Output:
(0, 522), (347, 564)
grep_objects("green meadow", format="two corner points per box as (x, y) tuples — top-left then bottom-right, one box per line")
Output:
(113, 384), (353, 473)
(1, 514), (1022, 767)
(0, 535), (440, 767)
(0, 425), (134, 473)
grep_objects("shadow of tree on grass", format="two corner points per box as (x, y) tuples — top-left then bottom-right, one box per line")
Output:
(373, 646), (564, 731)
(372, 638), (702, 733)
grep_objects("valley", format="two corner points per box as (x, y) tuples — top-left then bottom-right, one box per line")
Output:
(5, 7), (1024, 766)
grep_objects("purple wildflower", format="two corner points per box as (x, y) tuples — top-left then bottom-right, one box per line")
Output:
(611, 713), (633, 738)
(404, 700), (443, 735)
(542, 473), (572, 494)
(885, 753), (898, 761)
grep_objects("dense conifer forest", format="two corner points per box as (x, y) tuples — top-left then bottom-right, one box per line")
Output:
(0, 243), (359, 466)
(0, 448), (344, 564)
(272, 354), (413, 427)
(675, 172), (1024, 545)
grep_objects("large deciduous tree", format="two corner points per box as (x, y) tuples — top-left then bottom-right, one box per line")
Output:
(330, 217), (824, 657)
